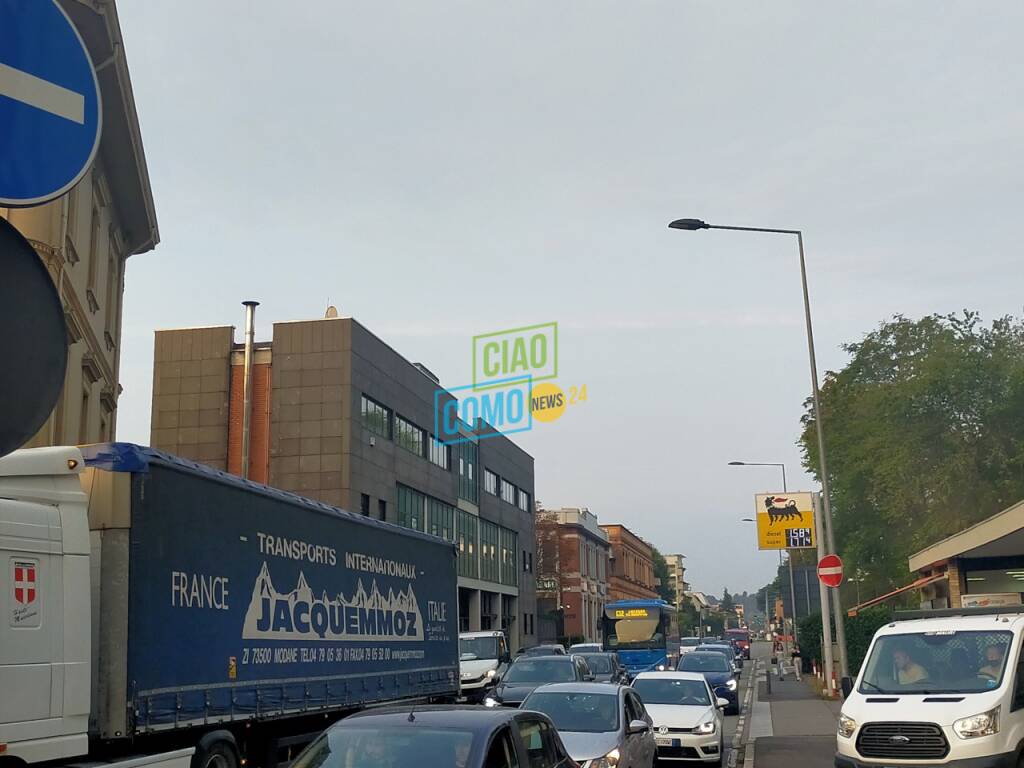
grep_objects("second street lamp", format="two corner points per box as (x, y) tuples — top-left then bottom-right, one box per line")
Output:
(731, 462), (799, 653)
(673, 217), (848, 679)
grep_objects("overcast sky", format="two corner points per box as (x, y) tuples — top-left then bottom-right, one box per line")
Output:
(114, 1), (1024, 597)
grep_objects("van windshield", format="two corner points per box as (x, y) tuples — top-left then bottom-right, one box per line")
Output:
(860, 630), (1012, 694)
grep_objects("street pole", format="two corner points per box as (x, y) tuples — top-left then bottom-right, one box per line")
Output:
(814, 492), (836, 694)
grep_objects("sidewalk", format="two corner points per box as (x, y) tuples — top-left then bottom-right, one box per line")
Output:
(746, 662), (841, 768)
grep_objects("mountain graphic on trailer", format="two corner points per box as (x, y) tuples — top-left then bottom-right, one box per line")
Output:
(243, 562), (423, 642)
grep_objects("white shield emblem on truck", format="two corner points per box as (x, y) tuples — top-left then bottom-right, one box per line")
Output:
(13, 561), (37, 605)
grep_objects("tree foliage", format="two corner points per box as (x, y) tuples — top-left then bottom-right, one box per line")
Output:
(720, 588), (734, 612)
(800, 312), (1024, 594)
(650, 547), (675, 604)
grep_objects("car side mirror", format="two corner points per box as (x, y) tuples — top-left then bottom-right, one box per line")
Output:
(841, 676), (854, 698)
(716, 697), (729, 709)
(627, 719), (649, 735)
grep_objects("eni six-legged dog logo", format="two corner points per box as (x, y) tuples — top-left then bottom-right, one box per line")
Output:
(434, 322), (586, 445)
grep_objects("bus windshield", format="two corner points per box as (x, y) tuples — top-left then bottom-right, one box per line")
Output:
(602, 605), (667, 651)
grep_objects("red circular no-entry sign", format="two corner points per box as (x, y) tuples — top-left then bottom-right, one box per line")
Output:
(818, 554), (844, 588)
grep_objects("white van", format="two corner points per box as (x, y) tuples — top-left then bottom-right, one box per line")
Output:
(836, 607), (1024, 768)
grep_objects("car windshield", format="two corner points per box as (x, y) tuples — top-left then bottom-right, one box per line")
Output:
(460, 637), (499, 660)
(859, 630), (1013, 694)
(292, 726), (475, 768)
(580, 654), (613, 673)
(523, 646), (564, 656)
(504, 659), (576, 683)
(522, 692), (620, 733)
(679, 654), (731, 673)
(680, 638), (701, 647)
(633, 678), (711, 706)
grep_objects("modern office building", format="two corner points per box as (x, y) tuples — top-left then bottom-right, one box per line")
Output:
(4, 0), (158, 448)
(666, 553), (689, 609)
(535, 507), (610, 643)
(150, 307), (537, 650)
(600, 524), (658, 602)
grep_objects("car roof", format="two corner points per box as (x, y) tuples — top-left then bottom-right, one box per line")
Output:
(341, 705), (526, 729)
(527, 682), (624, 695)
(880, 614), (1024, 634)
(697, 644), (732, 651)
(461, 631), (505, 639)
(634, 671), (708, 682)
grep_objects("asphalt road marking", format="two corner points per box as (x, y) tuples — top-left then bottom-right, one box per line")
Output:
(0, 62), (85, 123)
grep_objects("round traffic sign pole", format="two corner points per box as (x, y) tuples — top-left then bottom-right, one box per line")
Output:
(818, 554), (844, 588)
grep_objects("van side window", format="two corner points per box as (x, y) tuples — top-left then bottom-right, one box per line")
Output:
(1013, 646), (1024, 711)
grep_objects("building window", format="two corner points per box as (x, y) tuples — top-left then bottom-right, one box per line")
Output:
(458, 442), (478, 504)
(397, 484), (426, 531)
(484, 468), (498, 496)
(480, 519), (500, 583)
(87, 206), (100, 290)
(457, 509), (478, 579)
(529, 552), (533, 573)
(428, 497), (455, 542)
(395, 414), (425, 456)
(429, 435), (450, 469)
(517, 489), (530, 512)
(378, 499), (386, 521)
(79, 387), (90, 443)
(500, 479), (516, 505)
(361, 395), (391, 438)
(360, 494), (370, 516)
(500, 528), (518, 587)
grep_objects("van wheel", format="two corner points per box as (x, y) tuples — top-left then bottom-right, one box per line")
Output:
(192, 732), (239, 768)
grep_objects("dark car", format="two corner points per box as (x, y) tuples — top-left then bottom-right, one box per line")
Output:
(578, 652), (628, 684)
(698, 643), (742, 669)
(297, 705), (578, 768)
(676, 652), (740, 715)
(519, 644), (568, 657)
(486, 655), (594, 708)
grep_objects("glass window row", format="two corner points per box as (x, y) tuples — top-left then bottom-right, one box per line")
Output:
(360, 394), (451, 470)
(485, 466), (531, 513)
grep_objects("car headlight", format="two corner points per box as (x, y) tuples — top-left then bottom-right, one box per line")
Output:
(698, 720), (716, 735)
(486, 669), (496, 678)
(837, 714), (857, 739)
(656, 664), (666, 671)
(954, 707), (1000, 739)
(726, 679), (738, 691)
(588, 748), (620, 768)
(483, 696), (500, 708)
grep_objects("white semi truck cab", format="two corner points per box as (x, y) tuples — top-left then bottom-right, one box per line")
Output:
(0, 447), (97, 764)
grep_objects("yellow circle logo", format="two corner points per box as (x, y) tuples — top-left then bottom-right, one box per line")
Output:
(531, 382), (566, 423)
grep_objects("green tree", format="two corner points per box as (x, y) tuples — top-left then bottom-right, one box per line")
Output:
(650, 547), (675, 604)
(800, 312), (1024, 594)
(720, 588), (735, 612)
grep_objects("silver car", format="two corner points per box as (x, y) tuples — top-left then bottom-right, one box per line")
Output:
(521, 682), (656, 768)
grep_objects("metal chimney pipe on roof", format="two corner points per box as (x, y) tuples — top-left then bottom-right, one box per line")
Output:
(241, 301), (259, 480)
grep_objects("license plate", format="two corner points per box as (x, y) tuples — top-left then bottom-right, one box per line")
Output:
(656, 737), (678, 747)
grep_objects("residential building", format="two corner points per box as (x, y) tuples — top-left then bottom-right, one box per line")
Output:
(3, 0), (157, 448)
(535, 507), (610, 643)
(150, 308), (537, 650)
(666, 553), (688, 609)
(600, 524), (658, 602)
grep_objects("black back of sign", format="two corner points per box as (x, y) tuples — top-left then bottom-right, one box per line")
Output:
(0, 217), (68, 457)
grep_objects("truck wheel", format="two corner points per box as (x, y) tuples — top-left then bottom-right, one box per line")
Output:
(192, 732), (239, 768)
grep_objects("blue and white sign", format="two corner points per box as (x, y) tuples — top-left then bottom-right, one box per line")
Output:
(0, 0), (102, 207)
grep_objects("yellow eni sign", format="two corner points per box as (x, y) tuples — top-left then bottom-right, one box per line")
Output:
(754, 492), (816, 550)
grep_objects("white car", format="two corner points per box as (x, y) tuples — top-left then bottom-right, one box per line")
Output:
(458, 630), (510, 703)
(679, 637), (702, 657)
(632, 671), (728, 765)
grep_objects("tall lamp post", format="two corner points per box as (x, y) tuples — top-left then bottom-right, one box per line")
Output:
(730, 461), (799, 648)
(671, 218), (848, 679)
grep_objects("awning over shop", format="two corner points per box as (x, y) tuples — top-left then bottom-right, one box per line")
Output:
(846, 573), (947, 617)
(909, 500), (1024, 572)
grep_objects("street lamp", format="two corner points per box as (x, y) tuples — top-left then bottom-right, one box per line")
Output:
(673, 217), (848, 679)
(729, 461), (799, 650)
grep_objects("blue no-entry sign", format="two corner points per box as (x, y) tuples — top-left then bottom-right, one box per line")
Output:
(0, 0), (102, 207)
